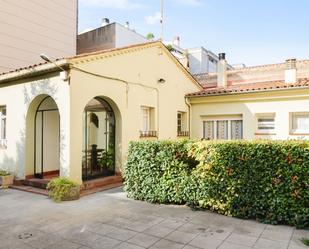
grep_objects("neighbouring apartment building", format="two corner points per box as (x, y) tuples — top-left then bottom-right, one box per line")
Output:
(164, 37), (233, 75)
(77, 18), (147, 54)
(0, 0), (78, 73)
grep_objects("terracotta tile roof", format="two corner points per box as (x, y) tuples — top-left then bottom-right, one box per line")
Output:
(0, 58), (64, 76)
(186, 78), (309, 97)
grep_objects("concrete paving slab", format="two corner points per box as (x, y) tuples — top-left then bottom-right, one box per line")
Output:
(0, 188), (307, 249)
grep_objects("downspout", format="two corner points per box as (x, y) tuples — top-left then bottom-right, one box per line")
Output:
(185, 96), (191, 139)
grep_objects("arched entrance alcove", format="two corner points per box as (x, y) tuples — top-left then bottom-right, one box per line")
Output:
(25, 95), (60, 178)
(82, 97), (121, 180)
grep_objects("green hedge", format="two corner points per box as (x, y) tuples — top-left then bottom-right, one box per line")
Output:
(124, 140), (309, 228)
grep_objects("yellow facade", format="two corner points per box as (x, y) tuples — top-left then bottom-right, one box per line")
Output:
(189, 89), (309, 140)
(0, 42), (201, 183)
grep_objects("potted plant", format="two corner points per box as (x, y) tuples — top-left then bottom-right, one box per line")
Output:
(100, 149), (115, 176)
(47, 178), (80, 202)
(0, 170), (14, 188)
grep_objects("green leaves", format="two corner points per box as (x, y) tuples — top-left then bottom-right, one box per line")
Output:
(124, 140), (309, 228)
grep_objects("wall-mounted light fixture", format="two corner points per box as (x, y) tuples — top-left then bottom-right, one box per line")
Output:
(40, 53), (68, 81)
(157, 78), (166, 84)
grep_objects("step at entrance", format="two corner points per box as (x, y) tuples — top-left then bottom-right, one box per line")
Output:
(21, 178), (50, 189)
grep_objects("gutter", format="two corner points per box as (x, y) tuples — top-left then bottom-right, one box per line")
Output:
(0, 59), (70, 84)
(185, 96), (191, 139)
(186, 84), (309, 99)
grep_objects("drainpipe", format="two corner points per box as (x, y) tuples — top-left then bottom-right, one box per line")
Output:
(185, 96), (191, 139)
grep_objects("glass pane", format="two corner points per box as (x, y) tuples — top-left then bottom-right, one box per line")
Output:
(293, 115), (309, 131)
(231, 120), (243, 139)
(203, 121), (214, 140)
(141, 108), (149, 131)
(177, 113), (182, 132)
(258, 118), (275, 130)
(83, 98), (115, 180)
(217, 121), (228, 140)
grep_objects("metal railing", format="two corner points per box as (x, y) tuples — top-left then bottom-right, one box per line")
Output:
(140, 130), (158, 138)
(177, 131), (189, 137)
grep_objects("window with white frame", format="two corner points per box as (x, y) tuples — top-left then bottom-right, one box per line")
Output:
(290, 112), (309, 134)
(177, 112), (189, 136)
(256, 113), (275, 133)
(0, 106), (7, 148)
(140, 106), (157, 137)
(141, 107), (150, 132)
(203, 115), (243, 140)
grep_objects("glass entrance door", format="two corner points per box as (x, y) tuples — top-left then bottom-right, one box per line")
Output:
(82, 98), (116, 180)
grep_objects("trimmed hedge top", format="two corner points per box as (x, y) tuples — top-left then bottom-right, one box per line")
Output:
(124, 140), (309, 228)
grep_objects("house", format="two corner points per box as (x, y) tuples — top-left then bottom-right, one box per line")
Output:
(77, 18), (148, 54)
(0, 0), (77, 73)
(187, 54), (309, 140)
(0, 41), (201, 184)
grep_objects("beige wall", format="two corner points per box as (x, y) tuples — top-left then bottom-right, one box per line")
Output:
(190, 89), (309, 140)
(69, 43), (200, 182)
(0, 73), (70, 179)
(0, 0), (77, 73)
(0, 43), (200, 183)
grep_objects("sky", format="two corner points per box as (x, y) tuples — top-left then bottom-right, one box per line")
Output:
(78, 0), (309, 66)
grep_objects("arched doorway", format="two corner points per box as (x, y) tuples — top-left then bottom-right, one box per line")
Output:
(82, 97), (116, 180)
(34, 96), (60, 178)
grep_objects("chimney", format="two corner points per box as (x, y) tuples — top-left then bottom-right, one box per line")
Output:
(101, 18), (110, 27)
(125, 21), (130, 29)
(217, 53), (227, 87)
(285, 58), (297, 84)
(173, 36), (180, 47)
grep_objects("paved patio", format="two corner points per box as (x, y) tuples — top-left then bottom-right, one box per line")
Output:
(0, 188), (308, 249)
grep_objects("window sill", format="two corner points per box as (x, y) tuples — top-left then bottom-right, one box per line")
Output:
(255, 132), (276, 135)
(289, 132), (309, 136)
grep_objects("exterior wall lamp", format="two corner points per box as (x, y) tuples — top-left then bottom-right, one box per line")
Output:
(40, 53), (69, 81)
(157, 78), (166, 84)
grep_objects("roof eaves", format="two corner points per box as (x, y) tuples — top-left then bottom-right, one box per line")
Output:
(186, 84), (309, 98)
(0, 59), (69, 84)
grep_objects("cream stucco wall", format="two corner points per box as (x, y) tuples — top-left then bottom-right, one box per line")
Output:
(0, 73), (70, 178)
(190, 89), (309, 140)
(0, 43), (201, 183)
(68, 43), (201, 183)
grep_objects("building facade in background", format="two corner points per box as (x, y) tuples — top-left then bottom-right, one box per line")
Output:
(164, 38), (233, 75)
(77, 18), (147, 54)
(0, 0), (77, 73)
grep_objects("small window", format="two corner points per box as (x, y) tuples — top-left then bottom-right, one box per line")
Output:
(256, 114), (275, 133)
(0, 106), (7, 149)
(140, 106), (157, 137)
(291, 112), (309, 134)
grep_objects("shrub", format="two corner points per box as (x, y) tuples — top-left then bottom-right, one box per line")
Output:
(47, 178), (80, 202)
(0, 170), (10, 176)
(124, 140), (309, 228)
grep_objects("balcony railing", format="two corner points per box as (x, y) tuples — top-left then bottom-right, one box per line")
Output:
(177, 131), (189, 137)
(0, 139), (7, 149)
(140, 130), (158, 138)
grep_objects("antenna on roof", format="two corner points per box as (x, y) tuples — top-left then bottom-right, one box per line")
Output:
(160, 0), (164, 40)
